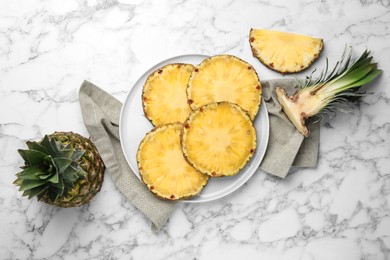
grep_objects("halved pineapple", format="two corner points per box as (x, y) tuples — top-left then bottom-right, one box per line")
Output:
(143, 64), (194, 126)
(187, 55), (262, 120)
(137, 123), (208, 200)
(249, 29), (323, 74)
(181, 102), (257, 177)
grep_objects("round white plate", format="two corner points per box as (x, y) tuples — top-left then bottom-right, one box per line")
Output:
(119, 54), (269, 203)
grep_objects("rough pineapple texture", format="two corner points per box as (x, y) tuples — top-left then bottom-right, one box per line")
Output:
(187, 55), (262, 120)
(249, 29), (323, 74)
(143, 64), (194, 126)
(137, 123), (208, 200)
(41, 132), (105, 207)
(181, 102), (257, 177)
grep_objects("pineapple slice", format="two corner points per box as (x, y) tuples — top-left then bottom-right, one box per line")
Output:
(137, 123), (208, 200)
(143, 64), (194, 126)
(181, 102), (257, 177)
(249, 29), (323, 74)
(187, 55), (262, 120)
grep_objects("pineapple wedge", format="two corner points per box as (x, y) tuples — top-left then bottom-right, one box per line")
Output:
(187, 55), (261, 120)
(143, 64), (194, 126)
(181, 102), (257, 177)
(137, 123), (208, 200)
(249, 29), (323, 74)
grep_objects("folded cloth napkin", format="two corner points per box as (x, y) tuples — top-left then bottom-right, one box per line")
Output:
(78, 79), (319, 230)
(79, 81), (175, 231)
(259, 79), (319, 178)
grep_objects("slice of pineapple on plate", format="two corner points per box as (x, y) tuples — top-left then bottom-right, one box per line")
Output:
(249, 29), (323, 74)
(187, 55), (262, 120)
(137, 123), (208, 200)
(182, 102), (257, 177)
(142, 63), (194, 126)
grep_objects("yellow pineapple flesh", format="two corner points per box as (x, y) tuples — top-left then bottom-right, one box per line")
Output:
(249, 29), (323, 74)
(143, 64), (194, 126)
(187, 55), (262, 120)
(181, 102), (257, 177)
(137, 123), (208, 200)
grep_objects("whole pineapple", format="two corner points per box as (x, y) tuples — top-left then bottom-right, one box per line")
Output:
(14, 132), (105, 207)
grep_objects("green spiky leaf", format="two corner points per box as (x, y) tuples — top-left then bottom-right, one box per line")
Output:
(63, 165), (83, 182)
(23, 186), (49, 200)
(38, 172), (55, 180)
(13, 178), (22, 186)
(18, 150), (47, 166)
(26, 141), (48, 154)
(47, 188), (58, 202)
(47, 171), (59, 184)
(341, 69), (382, 90)
(16, 165), (47, 180)
(50, 138), (61, 154)
(19, 179), (48, 191)
(53, 157), (73, 172)
(40, 135), (57, 157)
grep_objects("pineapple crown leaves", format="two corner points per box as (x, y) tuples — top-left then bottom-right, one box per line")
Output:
(298, 46), (382, 115)
(303, 47), (381, 95)
(14, 135), (87, 202)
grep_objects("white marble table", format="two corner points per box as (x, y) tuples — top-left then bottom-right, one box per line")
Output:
(1, 0), (389, 259)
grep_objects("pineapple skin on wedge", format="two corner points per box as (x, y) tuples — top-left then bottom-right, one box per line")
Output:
(181, 102), (257, 177)
(143, 64), (194, 126)
(249, 29), (323, 74)
(187, 55), (262, 120)
(137, 123), (208, 200)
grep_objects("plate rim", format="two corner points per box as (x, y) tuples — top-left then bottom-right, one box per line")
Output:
(119, 53), (269, 203)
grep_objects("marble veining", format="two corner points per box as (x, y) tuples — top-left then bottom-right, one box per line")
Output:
(1, 0), (390, 259)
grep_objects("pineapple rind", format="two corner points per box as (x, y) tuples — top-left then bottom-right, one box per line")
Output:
(187, 55), (262, 120)
(41, 132), (105, 208)
(143, 63), (194, 126)
(181, 102), (257, 177)
(249, 28), (323, 74)
(137, 123), (209, 200)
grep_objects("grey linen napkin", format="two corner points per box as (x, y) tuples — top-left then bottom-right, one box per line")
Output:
(259, 79), (319, 178)
(79, 80), (175, 231)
